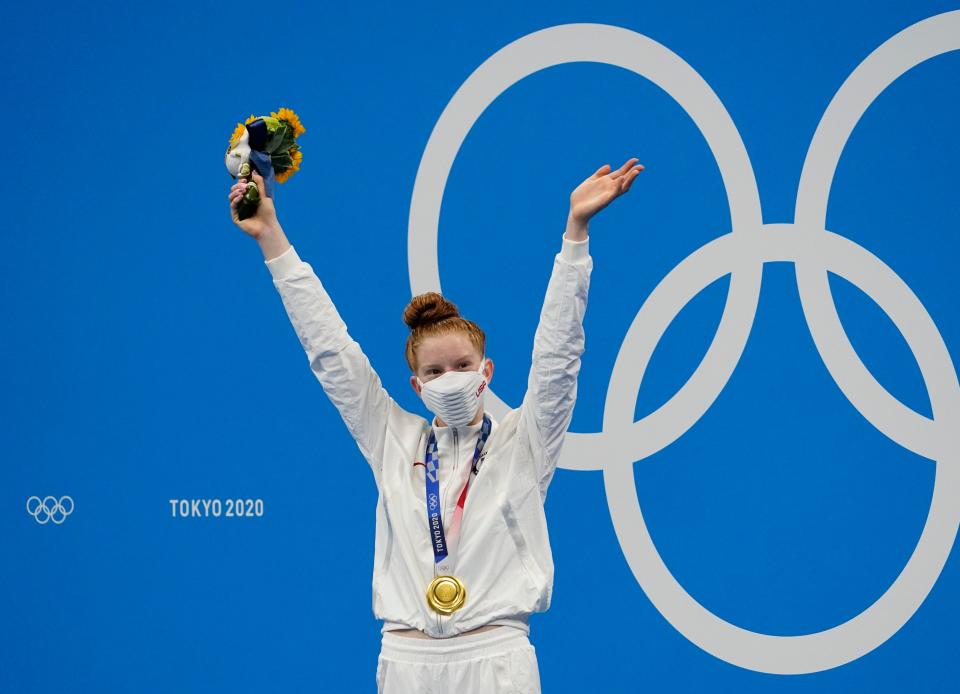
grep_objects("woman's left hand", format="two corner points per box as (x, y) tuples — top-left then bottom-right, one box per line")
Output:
(569, 157), (644, 226)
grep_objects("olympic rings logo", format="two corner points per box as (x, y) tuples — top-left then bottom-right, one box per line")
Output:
(26, 495), (74, 525)
(408, 13), (960, 675)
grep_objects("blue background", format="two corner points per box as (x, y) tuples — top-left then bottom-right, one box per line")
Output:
(3, 1), (959, 691)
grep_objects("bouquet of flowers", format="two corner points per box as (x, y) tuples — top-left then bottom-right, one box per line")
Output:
(225, 107), (306, 220)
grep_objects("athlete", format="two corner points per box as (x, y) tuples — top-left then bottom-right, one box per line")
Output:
(227, 157), (643, 693)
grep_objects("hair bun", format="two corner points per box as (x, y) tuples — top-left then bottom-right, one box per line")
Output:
(403, 292), (460, 330)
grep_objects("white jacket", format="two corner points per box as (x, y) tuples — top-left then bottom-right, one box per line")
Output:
(265, 235), (592, 638)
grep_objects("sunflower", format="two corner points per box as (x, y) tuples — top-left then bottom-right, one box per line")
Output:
(272, 107), (306, 138)
(228, 114), (258, 148)
(228, 122), (246, 148)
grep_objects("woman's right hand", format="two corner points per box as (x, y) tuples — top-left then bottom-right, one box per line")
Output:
(228, 169), (280, 240)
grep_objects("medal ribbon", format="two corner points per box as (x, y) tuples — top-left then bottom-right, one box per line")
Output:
(423, 413), (492, 575)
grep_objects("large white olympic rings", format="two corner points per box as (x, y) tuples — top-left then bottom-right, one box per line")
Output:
(408, 13), (960, 674)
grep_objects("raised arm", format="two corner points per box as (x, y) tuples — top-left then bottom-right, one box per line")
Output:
(521, 158), (644, 500)
(265, 241), (399, 480)
(228, 171), (397, 485)
(521, 232), (592, 500)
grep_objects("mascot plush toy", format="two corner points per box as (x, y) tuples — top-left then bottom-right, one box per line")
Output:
(225, 107), (305, 220)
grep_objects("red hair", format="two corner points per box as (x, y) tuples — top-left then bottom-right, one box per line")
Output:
(403, 292), (485, 372)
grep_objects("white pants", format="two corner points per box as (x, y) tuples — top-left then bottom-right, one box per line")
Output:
(377, 626), (541, 693)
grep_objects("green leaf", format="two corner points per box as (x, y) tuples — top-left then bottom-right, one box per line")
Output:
(279, 123), (296, 150)
(265, 123), (287, 153)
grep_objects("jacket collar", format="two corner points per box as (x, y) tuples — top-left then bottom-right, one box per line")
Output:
(429, 411), (496, 440)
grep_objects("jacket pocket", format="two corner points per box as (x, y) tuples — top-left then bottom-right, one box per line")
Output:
(381, 498), (395, 573)
(500, 497), (540, 591)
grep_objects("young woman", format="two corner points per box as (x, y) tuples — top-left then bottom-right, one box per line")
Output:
(227, 157), (643, 693)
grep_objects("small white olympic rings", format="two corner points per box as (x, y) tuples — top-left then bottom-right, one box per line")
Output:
(26, 495), (74, 525)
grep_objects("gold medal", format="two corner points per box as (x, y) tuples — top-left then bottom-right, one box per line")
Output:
(426, 575), (467, 615)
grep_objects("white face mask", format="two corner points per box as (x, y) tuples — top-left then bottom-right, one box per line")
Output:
(416, 358), (488, 427)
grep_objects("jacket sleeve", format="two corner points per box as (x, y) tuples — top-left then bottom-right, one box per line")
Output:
(264, 244), (397, 482)
(520, 235), (593, 501)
